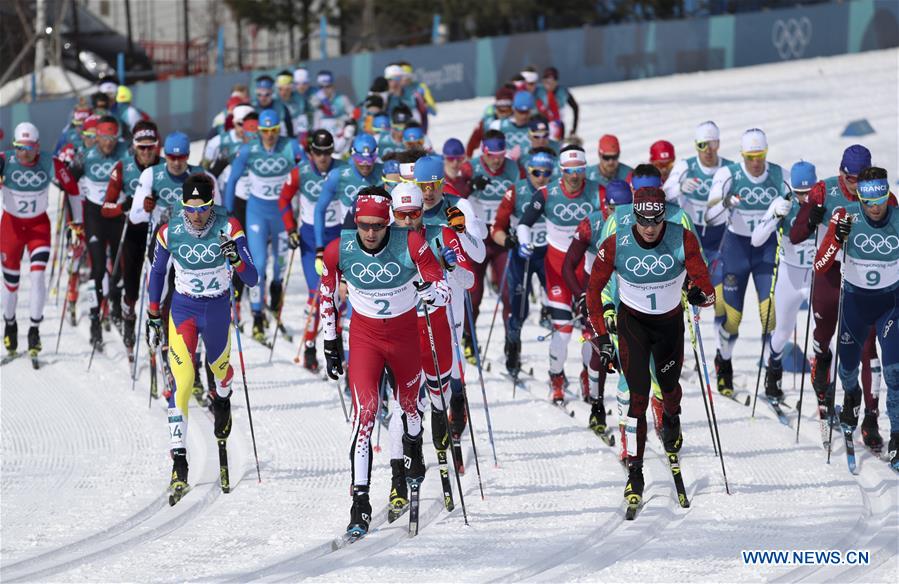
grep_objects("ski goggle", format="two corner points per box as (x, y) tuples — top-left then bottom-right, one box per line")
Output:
(182, 200), (213, 214)
(416, 179), (443, 191)
(600, 154), (619, 162)
(529, 168), (553, 178)
(393, 208), (422, 221)
(352, 154), (375, 166)
(561, 166), (586, 175)
(635, 213), (665, 226)
(743, 149), (768, 161)
(259, 125), (280, 133)
(13, 142), (36, 151)
(357, 221), (387, 232)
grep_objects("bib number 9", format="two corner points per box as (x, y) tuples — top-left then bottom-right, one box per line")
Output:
(866, 271), (880, 287)
(189, 277), (223, 295)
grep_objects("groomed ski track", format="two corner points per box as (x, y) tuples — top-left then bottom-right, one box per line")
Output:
(2, 48), (897, 582)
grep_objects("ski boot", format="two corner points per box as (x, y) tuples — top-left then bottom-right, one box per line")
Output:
(462, 332), (477, 365)
(588, 399), (608, 436)
(122, 303), (136, 353)
(888, 433), (899, 474)
(449, 391), (466, 436)
(811, 350), (832, 398)
(192, 372), (207, 405)
(431, 410), (455, 511)
(168, 449), (189, 506)
(303, 341), (319, 373)
(624, 462), (645, 518)
(347, 486), (372, 536)
(4, 318), (18, 355)
(661, 410), (683, 453)
(549, 371), (566, 403)
(110, 298), (123, 332)
(714, 350), (734, 396)
(252, 312), (266, 343)
(27, 324), (41, 367)
(839, 390), (861, 431)
(764, 358), (784, 401)
(402, 430), (427, 485)
(209, 393), (232, 439)
(861, 409), (884, 453)
(387, 459), (409, 522)
(269, 281), (283, 314)
(579, 367), (590, 402)
(89, 312), (103, 351)
(504, 337), (521, 377)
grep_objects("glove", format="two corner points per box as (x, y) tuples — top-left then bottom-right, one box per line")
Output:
(323, 338), (345, 380)
(594, 334), (614, 368)
(143, 195), (156, 213)
(287, 230), (301, 250)
(681, 177), (702, 194)
(835, 215), (853, 243)
(503, 231), (519, 250)
(808, 204), (826, 231)
(413, 280), (439, 305)
(315, 247), (325, 276)
(573, 293), (588, 320)
(722, 193), (741, 210)
(66, 222), (84, 240)
(100, 201), (123, 219)
(471, 175), (490, 191)
(603, 303), (617, 335)
(772, 197), (791, 218)
(445, 206), (466, 233)
(146, 313), (163, 351)
(517, 242), (533, 259)
(219, 236), (241, 266)
(808, 180), (827, 206)
(440, 246), (457, 271)
(687, 286), (710, 307)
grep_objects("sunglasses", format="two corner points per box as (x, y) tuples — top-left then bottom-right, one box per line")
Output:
(530, 132), (549, 140)
(259, 126), (280, 133)
(695, 141), (711, 152)
(530, 168), (553, 178)
(256, 91), (273, 98)
(135, 144), (157, 151)
(743, 150), (768, 161)
(166, 154), (188, 161)
(311, 149), (333, 157)
(13, 143), (36, 151)
(357, 221), (387, 232)
(600, 154), (619, 162)
(183, 200), (213, 214)
(416, 180), (443, 190)
(393, 209), (422, 221)
(652, 160), (675, 171)
(843, 173), (859, 183)
(562, 166), (586, 175)
(97, 134), (118, 141)
(860, 195), (889, 207)
(444, 155), (464, 162)
(352, 154), (375, 165)
(635, 214), (665, 226)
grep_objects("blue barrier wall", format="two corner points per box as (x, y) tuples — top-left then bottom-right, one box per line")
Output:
(2, 0), (897, 144)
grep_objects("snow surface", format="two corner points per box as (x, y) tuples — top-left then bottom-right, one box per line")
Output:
(2, 48), (898, 583)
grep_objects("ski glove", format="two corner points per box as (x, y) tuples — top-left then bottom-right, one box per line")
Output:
(573, 293), (588, 321)
(772, 197), (791, 218)
(834, 215), (853, 244)
(471, 175), (490, 191)
(146, 313), (163, 351)
(503, 231), (519, 250)
(445, 206), (466, 233)
(517, 242), (533, 259)
(603, 303), (617, 335)
(100, 201), (123, 219)
(808, 204), (826, 230)
(413, 280), (439, 305)
(686, 285), (710, 307)
(681, 177), (702, 195)
(287, 230), (301, 250)
(219, 236), (241, 266)
(143, 195), (156, 213)
(315, 247), (325, 276)
(593, 334), (614, 368)
(440, 246), (457, 271)
(323, 338), (344, 380)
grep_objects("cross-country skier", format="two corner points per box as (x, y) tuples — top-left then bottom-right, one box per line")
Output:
(310, 70), (354, 142)
(649, 140), (676, 183)
(1, 122), (80, 363)
(586, 186), (715, 508)
(587, 134), (632, 186)
(813, 167), (899, 472)
(750, 161), (818, 403)
(145, 173), (257, 504)
(441, 138), (472, 198)
(534, 66), (579, 141)
(378, 105), (413, 158)
(319, 188), (446, 537)
(465, 86), (514, 158)
(281, 129), (347, 371)
(517, 144), (600, 402)
(489, 91), (534, 158)
(275, 71), (310, 140)
(709, 128), (789, 396)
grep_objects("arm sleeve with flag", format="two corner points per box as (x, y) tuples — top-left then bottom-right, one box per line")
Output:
(319, 238), (342, 341)
(279, 166), (301, 232)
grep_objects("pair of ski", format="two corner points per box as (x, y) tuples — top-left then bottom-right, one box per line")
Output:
(626, 451), (691, 520)
(765, 396), (791, 426)
(719, 388), (751, 406)
(1, 349), (41, 370)
(340, 477), (425, 547)
(168, 439), (230, 506)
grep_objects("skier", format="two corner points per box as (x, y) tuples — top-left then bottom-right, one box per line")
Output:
(587, 134), (632, 186)
(441, 138), (471, 198)
(750, 161), (818, 404)
(465, 129), (522, 361)
(709, 128), (789, 396)
(516, 144), (600, 402)
(281, 129), (347, 371)
(649, 140), (676, 183)
(534, 66), (579, 141)
(377, 105), (413, 158)
(145, 173), (257, 504)
(491, 147), (555, 375)
(1, 123), (80, 363)
(101, 120), (162, 356)
(225, 109), (305, 343)
(489, 91), (534, 158)
(310, 71), (354, 143)
(662, 121), (733, 268)
(790, 145), (888, 449)
(275, 71), (310, 139)
(70, 115), (130, 348)
(318, 188), (446, 537)
(813, 167), (899, 471)
(465, 86), (514, 158)
(586, 186), (715, 508)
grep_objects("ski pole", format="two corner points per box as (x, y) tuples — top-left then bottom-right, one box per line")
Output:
(512, 253), (531, 399)
(464, 290), (499, 466)
(683, 299), (718, 457)
(690, 305), (731, 494)
(228, 276), (262, 483)
(416, 286), (468, 525)
(752, 224), (784, 417)
(48, 188), (66, 297)
(480, 253), (511, 361)
(795, 227), (818, 442)
(131, 220), (157, 388)
(293, 291), (321, 364)
(826, 244), (848, 465)
(268, 247), (296, 363)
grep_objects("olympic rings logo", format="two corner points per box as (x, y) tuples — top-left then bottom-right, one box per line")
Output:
(552, 201), (592, 222)
(480, 180), (510, 199)
(90, 161), (116, 178)
(853, 233), (899, 255)
(344, 184), (362, 199)
(252, 157), (288, 174)
(128, 178), (140, 192)
(10, 169), (48, 187)
(772, 17), (812, 60)
(157, 187), (181, 202)
(178, 243), (221, 265)
(303, 180), (323, 198)
(737, 186), (778, 206)
(624, 254), (675, 277)
(349, 261), (401, 284)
